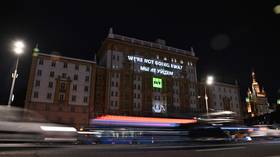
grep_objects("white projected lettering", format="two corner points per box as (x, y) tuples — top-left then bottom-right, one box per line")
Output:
(128, 56), (182, 76)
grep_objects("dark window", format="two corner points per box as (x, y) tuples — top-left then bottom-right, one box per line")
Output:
(83, 97), (88, 103)
(39, 59), (44, 65)
(35, 80), (40, 87)
(47, 93), (52, 99)
(62, 73), (67, 78)
(111, 91), (114, 96)
(50, 71), (55, 77)
(75, 64), (79, 70)
(111, 81), (115, 87)
(34, 92), (38, 98)
(74, 74), (78, 81)
(116, 82), (118, 87)
(59, 94), (64, 101)
(138, 85), (140, 90)
(37, 70), (42, 76)
(51, 61), (56, 67)
(112, 54), (115, 60)
(115, 91), (118, 97)
(117, 55), (119, 61)
(63, 62), (67, 68)
(60, 83), (65, 90)
(138, 94), (140, 99)
(48, 82), (53, 88)
(111, 101), (114, 107)
(85, 76), (89, 82)
(72, 95), (76, 102)
(86, 66), (90, 72)
(84, 86), (89, 92)
(115, 101), (118, 107)
(73, 84), (77, 91)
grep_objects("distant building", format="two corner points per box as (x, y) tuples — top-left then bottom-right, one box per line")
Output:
(197, 81), (242, 118)
(246, 71), (269, 117)
(25, 50), (96, 128)
(96, 28), (199, 116)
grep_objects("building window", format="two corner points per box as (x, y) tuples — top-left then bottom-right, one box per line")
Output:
(116, 82), (118, 87)
(74, 74), (78, 81)
(112, 54), (115, 60)
(71, 95), (76, 102)
(47, 93), (52, 99)
(73, 84), (77, 91)
(75, 64), (79, 70)
(59, 94), (64, 101)
(111, 101), (114, 107)
(51, 61), (56, 67)
(115, 91), (118, 97)
(35, 80), (40, 87)
(111, 91), (114, 96)
(37, 70), (42, 76)
(39, 59), (44, 65)
(48, 82), (53, 88)
(83, 96), (88, 103)
(62, 73), (67, 78)
(50, 71), (54, 77)
(63, 62), (67, 68)
(84, 86), (89, 92)
(138, 94), (140, 99)
(111, 81), (115, 87)
(33, 92), (38, 98)
(86, 66), (90, 72)
(115, 101), (118, 107)
(60, 83), (66, 90)
(85, 76), (89, 82)
(117, 55), (119, 61)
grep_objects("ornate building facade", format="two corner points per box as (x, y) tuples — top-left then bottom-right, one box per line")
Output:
(246, 71), (269, 117)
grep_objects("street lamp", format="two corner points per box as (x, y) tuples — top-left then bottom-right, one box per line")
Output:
(205, 75), (214, 117)
(8, 41), (25, 107)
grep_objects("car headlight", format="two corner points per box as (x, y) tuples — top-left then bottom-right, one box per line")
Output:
(40, 126), (77, 132)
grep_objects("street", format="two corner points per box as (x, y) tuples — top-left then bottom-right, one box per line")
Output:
(1, 141), (280, 157)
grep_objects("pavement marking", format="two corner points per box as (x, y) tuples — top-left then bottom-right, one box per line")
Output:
(195, 146), (246, 152)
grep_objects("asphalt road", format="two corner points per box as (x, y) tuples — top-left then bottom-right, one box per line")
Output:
(1, 141), (280, 157)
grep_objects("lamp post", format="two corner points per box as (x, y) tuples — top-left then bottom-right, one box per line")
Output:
(205, 75), (214, 117)
(8, 41), (25, 107)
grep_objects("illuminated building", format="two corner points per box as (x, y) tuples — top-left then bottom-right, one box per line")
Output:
(96, 28), (199, 116)
(25, 48), (96, 128)
(197, 81), (242, 117)
(246, 71), (269, 117)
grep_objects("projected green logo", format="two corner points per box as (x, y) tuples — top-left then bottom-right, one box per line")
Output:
(153, 77), (162, 88)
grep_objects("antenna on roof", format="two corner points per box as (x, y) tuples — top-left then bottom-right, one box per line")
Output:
(190, 46), (195, 56)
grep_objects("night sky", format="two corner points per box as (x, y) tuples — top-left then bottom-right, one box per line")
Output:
(0, 1), (280, 107)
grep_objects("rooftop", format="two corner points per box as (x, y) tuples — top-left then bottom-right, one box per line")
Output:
(107, 28), (195, 57)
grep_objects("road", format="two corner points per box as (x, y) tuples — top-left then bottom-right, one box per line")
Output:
(1, 141), (280, 157)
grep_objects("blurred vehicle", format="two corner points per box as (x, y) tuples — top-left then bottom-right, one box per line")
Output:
(249, 125), (280, 138)
(0, 106), (77, 143)
(188, 125), (232, 143)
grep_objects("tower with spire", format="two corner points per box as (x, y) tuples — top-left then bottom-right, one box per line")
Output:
(246, 70), (269, 117)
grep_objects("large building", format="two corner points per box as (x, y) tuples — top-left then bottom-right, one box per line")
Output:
(25, 49), (96, 128)
(246, 71), (269, 117)
(96, 28), (199, 117)
(197, 81), (242, 117)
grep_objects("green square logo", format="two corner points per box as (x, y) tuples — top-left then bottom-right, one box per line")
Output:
(153, 77), (162, 88)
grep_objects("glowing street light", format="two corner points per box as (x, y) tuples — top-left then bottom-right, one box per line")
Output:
(8, 40), (25, 107)
(205, 75), (214, 117)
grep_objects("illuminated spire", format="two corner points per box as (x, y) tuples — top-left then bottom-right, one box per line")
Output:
(33, 43), (39, 53)
(252, 70), (257, 84)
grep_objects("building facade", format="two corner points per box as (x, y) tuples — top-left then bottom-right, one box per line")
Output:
(25, 50), (96, 128)
(197, 81), (242, 117)
(246, 71), (269, 117)
(96, 29), (199, 117)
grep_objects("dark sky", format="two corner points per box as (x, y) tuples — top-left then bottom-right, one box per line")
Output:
(0, 1), (280, 107)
